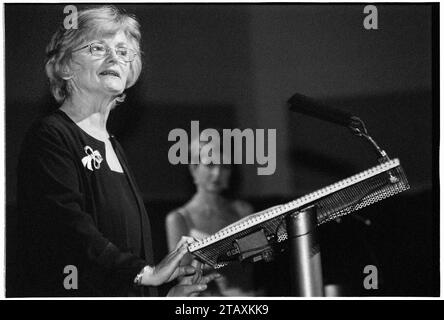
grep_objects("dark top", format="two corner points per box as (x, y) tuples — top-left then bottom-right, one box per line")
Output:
(16, 109), (158, 297)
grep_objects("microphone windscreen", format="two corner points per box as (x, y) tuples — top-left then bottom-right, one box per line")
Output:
(288, 93), (353, 127)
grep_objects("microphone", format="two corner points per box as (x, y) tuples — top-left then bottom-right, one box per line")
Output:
(288, 93), (393, 165)
(288, 93), (357, 128)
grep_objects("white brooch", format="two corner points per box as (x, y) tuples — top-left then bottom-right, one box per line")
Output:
(81, 146), (103, 171)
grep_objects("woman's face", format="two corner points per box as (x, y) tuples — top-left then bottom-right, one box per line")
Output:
(70, 31), (133, 97)
(191, 152), (231, 193)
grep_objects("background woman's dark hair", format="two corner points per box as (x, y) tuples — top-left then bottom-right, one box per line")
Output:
(189, 127), (242, 199)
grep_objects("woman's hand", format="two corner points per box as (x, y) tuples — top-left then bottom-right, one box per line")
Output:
(167, 260), (221, 297)
(140, 236), (196, 286)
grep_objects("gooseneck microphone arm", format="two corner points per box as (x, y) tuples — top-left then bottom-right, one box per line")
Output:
(348, 116), (390, 163)
(288, 93), (390, 163)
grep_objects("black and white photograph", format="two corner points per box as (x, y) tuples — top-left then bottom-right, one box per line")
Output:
(3, 2), (439, 301)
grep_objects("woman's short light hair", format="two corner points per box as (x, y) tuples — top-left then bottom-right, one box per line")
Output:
(45, 5), (143, 104)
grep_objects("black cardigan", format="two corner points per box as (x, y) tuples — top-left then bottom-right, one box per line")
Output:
(16, 110), (158, 297)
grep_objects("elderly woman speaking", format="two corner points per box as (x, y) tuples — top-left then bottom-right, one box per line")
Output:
(16, 6), (216, 297)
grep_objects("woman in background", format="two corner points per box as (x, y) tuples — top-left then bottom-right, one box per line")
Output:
(166, 132), (261, 296)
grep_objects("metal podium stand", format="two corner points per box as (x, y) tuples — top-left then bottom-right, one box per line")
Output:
(286, 206), (324, 297)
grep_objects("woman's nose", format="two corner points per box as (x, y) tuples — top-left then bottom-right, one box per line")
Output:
(211, 166), (221, 177)
(105, 48), (119, 64)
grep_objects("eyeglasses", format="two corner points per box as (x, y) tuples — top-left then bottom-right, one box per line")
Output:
(73, 42), (138, 63)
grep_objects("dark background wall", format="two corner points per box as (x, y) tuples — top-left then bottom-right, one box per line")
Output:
(5, 4), (438, 296)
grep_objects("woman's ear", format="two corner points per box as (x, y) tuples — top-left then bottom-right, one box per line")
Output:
(60, 63), (73, 80)
(61, 73), (73, 80)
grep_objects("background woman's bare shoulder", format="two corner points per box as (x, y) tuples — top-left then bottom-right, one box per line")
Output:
(165, 208), (188, 228)
(233, 199), (254, 218)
